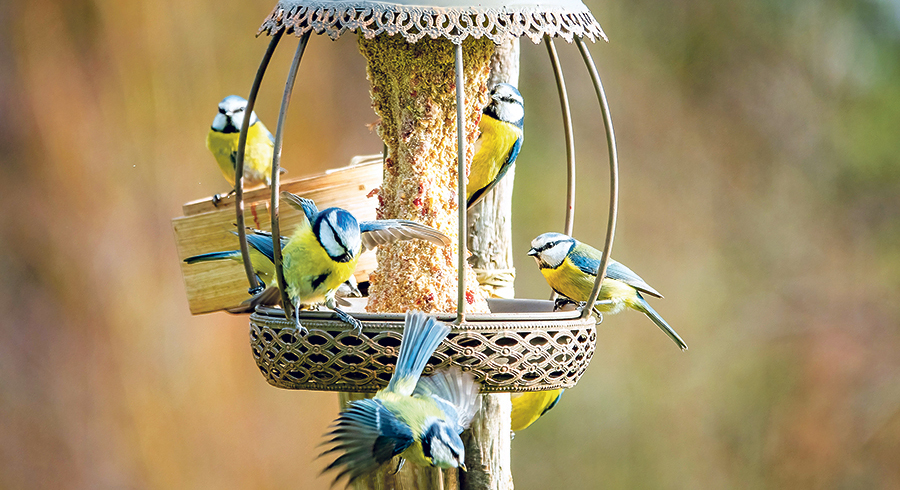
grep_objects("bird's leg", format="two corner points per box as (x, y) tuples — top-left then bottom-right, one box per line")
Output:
(390, 457), (406, 475)
(292, 300), (309, 336)
(212, 188), (236, 207)
(333, 307), (363, 335)
(326, 297), (362, 335)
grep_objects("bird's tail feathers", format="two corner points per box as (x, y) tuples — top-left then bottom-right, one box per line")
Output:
(387, 311), (450, 396)
(635, 294), (688, 351)
(226, 286), (281, 314)
(414, 367), (481, 430)
(183, 250), (238, 264)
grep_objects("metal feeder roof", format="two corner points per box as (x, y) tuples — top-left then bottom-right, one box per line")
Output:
(258, 0), (608, 44)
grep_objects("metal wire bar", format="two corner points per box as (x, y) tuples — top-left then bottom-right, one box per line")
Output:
(575, 37), (619, 320)
(545, 36), (576, 237)
(455, 43), (466, 324)
(272, 32), (312, 321)
(235, 30), (284, 294)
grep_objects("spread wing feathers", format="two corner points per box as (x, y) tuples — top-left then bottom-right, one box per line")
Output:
(358, 220), (451, 253)
(466, 135), (522, 210)
(280, 191), (319, 224)
(387, 311), (451, 397)
(568, 249), (663, 299)
(413, 367), (481, 433)
(322, 398), (414, 485)
(226, 286), (281, 313)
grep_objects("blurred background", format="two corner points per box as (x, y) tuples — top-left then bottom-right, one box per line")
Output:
(1, 0), (899, 488)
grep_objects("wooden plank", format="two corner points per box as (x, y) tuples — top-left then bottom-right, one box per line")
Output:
(183, 155), (383, 216)
(174, 157), (383, 315)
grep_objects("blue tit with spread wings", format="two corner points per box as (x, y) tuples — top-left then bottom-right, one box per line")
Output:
(323, 311), (481, 485)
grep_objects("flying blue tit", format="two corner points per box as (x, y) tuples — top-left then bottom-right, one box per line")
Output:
(467, 83), (524, 209)
(183, 229), (360, 314)
(528, 232), (688, 351)
(510, 389), (564, 433)
(206, 95), (282, 204)
(323, 311), (481, 485)
(279, 192), (451, 334)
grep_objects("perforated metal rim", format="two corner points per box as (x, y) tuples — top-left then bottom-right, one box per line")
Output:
(258, 0), (608, 44)
(250, 302), (598, 393)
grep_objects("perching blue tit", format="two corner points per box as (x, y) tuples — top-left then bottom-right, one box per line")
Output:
(466, 83), (524, 209)
(510, 388), (564, 433)
(182, 229), (360, 314)
(528, 232), (688, 351)
(280, 192), (451, 334)
(323, 311), (481, 485)
(206, 95), (282, 203)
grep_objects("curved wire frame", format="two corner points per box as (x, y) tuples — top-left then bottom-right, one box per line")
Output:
(230, 31), (618, 326)
(234, 30), (284, 293)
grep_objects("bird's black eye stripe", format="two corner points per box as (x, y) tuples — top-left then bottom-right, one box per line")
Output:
(233, 107), (244, 113)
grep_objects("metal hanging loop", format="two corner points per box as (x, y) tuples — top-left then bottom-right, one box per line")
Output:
(272, 32), (313, 322)
(235, 30), (284, 294)
(575, 37), (619, 320)
(454, 42), (467, 325)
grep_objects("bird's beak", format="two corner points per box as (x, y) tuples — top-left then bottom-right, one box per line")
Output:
(459, 462), (468, 472)
(526, 248), (538, 257)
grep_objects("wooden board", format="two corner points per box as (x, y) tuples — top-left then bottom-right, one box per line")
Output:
(173, 157), (383, 315)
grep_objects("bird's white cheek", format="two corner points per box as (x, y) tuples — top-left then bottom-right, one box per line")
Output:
(211, 113), (228, 131)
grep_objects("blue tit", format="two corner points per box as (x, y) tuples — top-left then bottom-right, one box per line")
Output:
(184, 229), (363, 314)
(528, 232), (688, 351)
(510, 389), (564, 433)
(280, 192), (451, 334)
(323, 311), (481, 485)
(206, 95), (281, 203)
(467, 83), (524, 209)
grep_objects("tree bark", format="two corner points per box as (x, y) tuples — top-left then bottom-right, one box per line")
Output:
(462, 37), (520, 490)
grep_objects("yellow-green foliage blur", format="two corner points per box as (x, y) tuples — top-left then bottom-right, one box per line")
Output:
(2, 0), (899, 488)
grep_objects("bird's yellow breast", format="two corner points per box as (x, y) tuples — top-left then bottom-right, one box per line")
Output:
(510, 389), (562, 432)
(467, 115), (522, 200)
(205, 122), (274, 187)
(282, 224), (359, 305)
(541, 259), (636, 314)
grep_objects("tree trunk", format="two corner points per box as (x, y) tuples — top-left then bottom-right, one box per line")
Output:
(462, 37), (520, 490)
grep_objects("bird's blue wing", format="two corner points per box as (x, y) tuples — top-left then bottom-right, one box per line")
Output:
(569, 248), (663, 298)
(567, 248), (602, 278)
(358, 220), (451, 253)
(413, 367), (481, 434)
(279, 191), (319, 224)
(243, 231), (277, 264)
(322, 398), (414, 485)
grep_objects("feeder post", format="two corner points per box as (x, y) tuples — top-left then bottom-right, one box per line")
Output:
(339, 34), (495, 490)
(463, 37), (520, 490)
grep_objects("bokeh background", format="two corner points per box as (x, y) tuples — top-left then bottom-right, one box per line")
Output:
(2, 0), (899, 488)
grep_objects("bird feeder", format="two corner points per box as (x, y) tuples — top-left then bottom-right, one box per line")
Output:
(237, 0), (619, 395)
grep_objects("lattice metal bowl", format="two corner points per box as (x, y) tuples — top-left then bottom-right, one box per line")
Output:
(250, 299), (598, 393)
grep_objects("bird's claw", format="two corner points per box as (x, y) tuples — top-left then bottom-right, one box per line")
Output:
(390, 457), (406, 475)
(212, 193), (223, 207)
(553, 297), (578, 311)
(333, 307), (363, 336)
